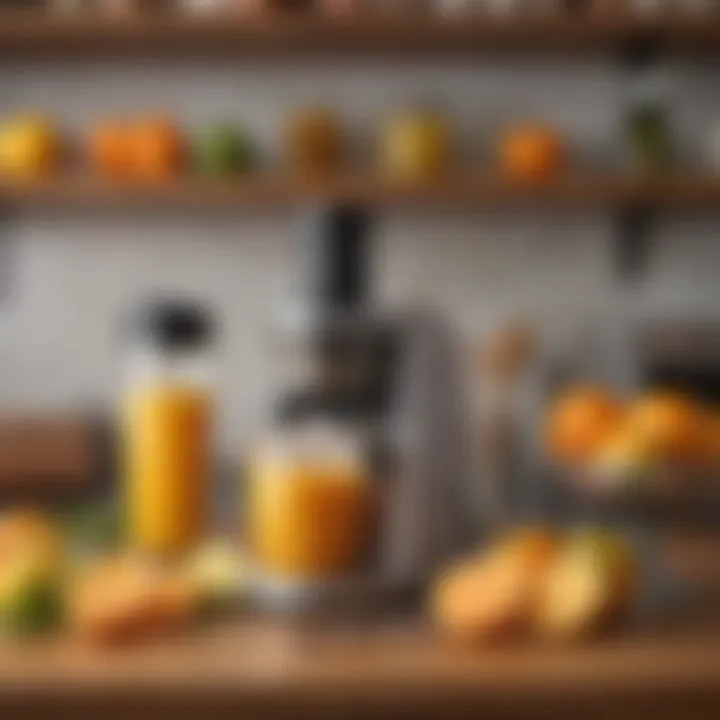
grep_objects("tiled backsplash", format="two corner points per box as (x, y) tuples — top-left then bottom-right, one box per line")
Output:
(0, 58), (719, 451)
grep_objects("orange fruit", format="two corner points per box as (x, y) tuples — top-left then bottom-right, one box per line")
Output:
(501, 125), (565, 182)
(0, 509), (62, 572)
(129, 117), (185, 181)
(495, 527), (558, 573)
(284, 107), (343, 175)
(88, 121), (134, 178)
(536, 530), (637, 641)
(546, 386), (625, 466)
(626, 392), (705, 466)
(432, 555), (529, 644)
(432, 529), (558, 645)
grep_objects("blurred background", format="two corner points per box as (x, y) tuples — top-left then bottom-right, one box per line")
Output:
(0, 4), (719, 712)
(0, 4), (716, 452)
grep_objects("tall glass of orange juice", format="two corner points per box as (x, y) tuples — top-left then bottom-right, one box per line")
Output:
(122, 300), (215, 557)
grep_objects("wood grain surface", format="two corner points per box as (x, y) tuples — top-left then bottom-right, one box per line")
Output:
(1, 613), (720, 717)
(2, 526), (720, 719)
(0, 11), (720, 58)
(3, 172), (720, 213)
(0, 535), (717, 717)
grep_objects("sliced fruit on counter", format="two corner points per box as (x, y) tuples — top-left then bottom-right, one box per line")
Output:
(0, 510), (66, 636)
(432, 527), (638, 646)
(185, 541), (247, 608)
(536, 530), (637, 641)
(70, 555), (198, 646)
(431, 528), (557, 644)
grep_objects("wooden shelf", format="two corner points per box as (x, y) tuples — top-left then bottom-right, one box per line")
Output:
(1, 11), (720, 58)
(2, 172), (720, 212)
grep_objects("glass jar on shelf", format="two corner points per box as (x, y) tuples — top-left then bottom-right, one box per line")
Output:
(621, 62), (676, 172)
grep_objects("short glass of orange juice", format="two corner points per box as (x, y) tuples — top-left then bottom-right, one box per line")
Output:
(247, 424), (374, 584)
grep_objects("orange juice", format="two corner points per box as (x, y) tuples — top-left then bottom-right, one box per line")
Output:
(248, 451), (373, 580)
(123, 384), (211, 556)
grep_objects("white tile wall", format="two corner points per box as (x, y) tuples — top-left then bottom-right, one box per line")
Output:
(0, 56), (718, 452)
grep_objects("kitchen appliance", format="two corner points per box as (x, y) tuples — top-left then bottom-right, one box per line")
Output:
(247, 205), (478, 612)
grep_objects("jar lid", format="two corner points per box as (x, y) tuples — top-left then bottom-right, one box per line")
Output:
(125, 298), (215, 350)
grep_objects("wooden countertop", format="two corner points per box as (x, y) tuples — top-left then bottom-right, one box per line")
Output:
(1, 612), (720, 717)
(2, 532), (720, 717)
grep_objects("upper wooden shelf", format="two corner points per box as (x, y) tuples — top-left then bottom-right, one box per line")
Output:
(2, 172), (720, 212)
(1, 11), (720, 58)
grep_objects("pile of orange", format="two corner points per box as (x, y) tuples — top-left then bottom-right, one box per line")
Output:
(500, 124), (565, 183)
(546, 384), (719, 475)
(546, 385), (625, 467)
(88, 117), (185, 180)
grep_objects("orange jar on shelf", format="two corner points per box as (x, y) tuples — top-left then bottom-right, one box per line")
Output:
(131, 118), (185, 180)
(89, 121), (133, 179)
(501, 124), (565, 183)
(283, 107), (344, 176)
(122, 299), (215, 557)
(247, 425), (375, 581)
(89, 117), (185, 180)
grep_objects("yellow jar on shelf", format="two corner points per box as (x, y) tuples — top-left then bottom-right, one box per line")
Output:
(380, 106), (451, 181)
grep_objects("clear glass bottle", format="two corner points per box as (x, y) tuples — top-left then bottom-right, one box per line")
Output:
(121, 299), (216, 557)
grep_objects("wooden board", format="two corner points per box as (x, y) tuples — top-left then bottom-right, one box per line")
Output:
(3, 172), (720, 212)
(0, 414), (109, 503)
(0, 533), (718, 716)
(2, 614), (720, 716)
(0, 11), (720, 58)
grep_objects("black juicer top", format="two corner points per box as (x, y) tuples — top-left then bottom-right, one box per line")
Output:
(301, 204), (370, 312)
(276, 205), (398, 424)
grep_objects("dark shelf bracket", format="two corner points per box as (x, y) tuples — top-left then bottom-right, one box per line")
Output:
(0, 206), (17, 300)
(614, 29), (663, 284)
(613, 203), (655, 283)
(619, 34), (663, 71)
